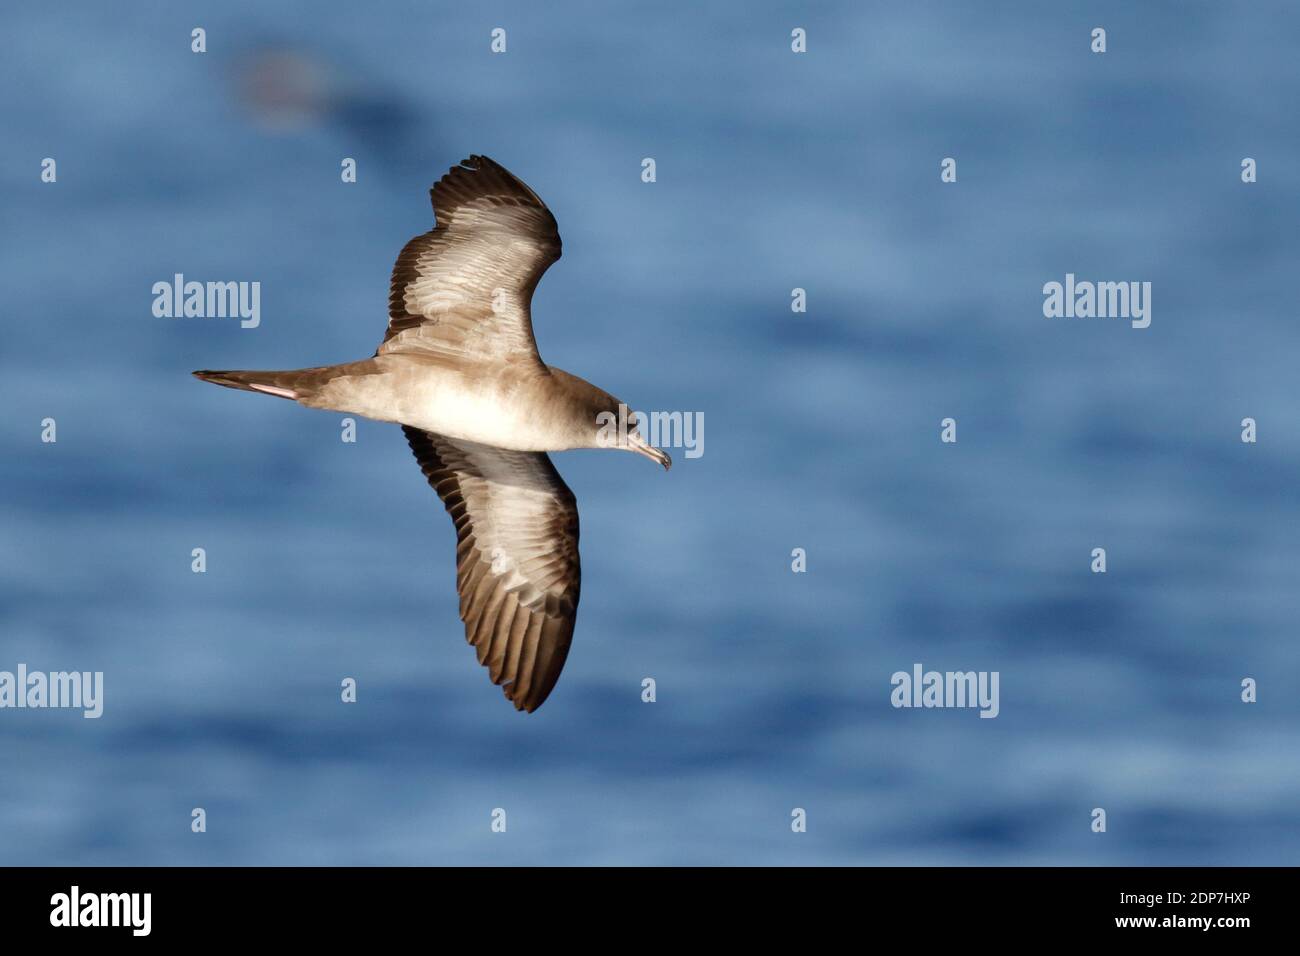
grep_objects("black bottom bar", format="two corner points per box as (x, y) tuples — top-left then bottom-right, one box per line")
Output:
(0, 866), (1277, 940)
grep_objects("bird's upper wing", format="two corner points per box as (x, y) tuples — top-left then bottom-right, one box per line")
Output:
(380, 155), (562, 364)
(403, 426), (580, 712)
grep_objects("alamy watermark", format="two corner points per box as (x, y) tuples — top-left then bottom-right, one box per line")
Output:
(890, 663), (999, 718)
(1043, 273), (1151, 328)
(0, 664), (103, 718)
(597, 403), (703, 459)
(50, 886), (150, 936)
(152, 273), (260, 328)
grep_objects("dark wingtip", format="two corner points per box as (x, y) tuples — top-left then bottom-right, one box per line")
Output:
(506, 687), (535, 713)
(503, 681), (546, 714)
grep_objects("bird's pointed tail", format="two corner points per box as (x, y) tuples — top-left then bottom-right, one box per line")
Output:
(195, 359), (382, 410)
(192, 369), (306, 400)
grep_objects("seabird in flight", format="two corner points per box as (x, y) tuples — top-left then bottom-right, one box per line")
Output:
(195, 155), (671, 712)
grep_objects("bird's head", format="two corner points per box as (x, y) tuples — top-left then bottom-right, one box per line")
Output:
(593, 399), (672, 470)
(553, 369), (672, 470)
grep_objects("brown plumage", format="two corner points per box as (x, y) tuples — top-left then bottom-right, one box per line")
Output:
(194, 155), (670, 713)
(383, 156), (562, 360)
(192, 364), (362, 400)
(403, 427), (579, 712)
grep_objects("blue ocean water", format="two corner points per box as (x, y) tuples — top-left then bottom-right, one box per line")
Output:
(2, 0), (1298, 865)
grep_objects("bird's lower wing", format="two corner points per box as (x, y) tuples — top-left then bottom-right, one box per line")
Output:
(403, 426), (581, 712)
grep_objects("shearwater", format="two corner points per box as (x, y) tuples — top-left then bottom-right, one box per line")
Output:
(195, 155), (671, 712)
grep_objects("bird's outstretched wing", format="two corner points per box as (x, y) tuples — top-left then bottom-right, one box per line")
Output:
(381, 155), (562, 364)
(403, 426), (580, 712)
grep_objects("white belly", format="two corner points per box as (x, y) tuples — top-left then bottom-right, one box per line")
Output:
(312, 357), (569, 451)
